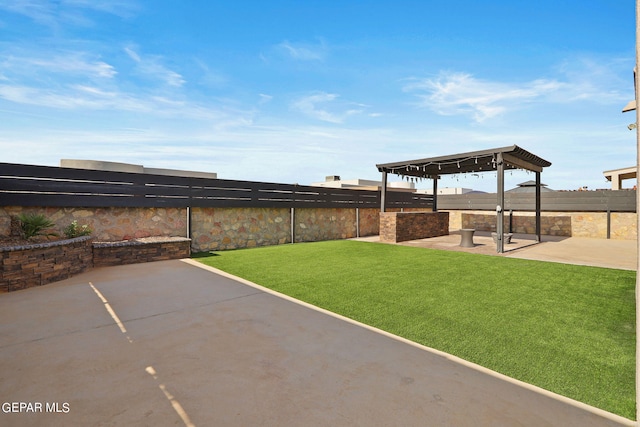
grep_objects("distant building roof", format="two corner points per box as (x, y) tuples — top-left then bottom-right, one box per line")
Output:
(506, 180), (554, 193)
(418, 187), (477, 195)
(60, 159), (217, 179)
(310, 176), (416, 192)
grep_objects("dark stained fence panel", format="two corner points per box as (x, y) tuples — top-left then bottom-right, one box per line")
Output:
(0, 177), (140, 196)
(438, 191), (636, 212)
(0, 162), (433, 210)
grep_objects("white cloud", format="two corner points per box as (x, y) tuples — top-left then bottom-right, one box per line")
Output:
(403, 72), (562, 122)
(403, 60), (631, 123)
(124, 45), (185, 87)
(549, 56), (631, 103)
(276, 40), (327, 61)
(123, 46), (141, 62)
(0, 1), (58, 26)
(194, 59), (228, 88)
(0, 46), (245, 126)
(0, 84), (142, 110)
(259, 94), (273, 104)
(62, 0), (139, 18)
(291, 92), (364, 123)
(0, 81), (253, 124)
(292, 92), (341, 123)
(9, 53), (117, 79)
(0, 0), (139, 27)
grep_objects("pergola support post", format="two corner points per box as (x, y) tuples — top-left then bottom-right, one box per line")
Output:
(634, 0), (640, 420)
(536, 171), (542, 243)
(496, 153), (505, 253)
(380, 171), (388, 213)
(432, 176), (438, 212)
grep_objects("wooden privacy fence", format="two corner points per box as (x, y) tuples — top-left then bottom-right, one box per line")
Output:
(0, 162), (434, 209)
(438, 191), (636, 212)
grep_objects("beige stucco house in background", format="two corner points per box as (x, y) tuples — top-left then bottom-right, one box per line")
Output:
(604, 166), (637, 190)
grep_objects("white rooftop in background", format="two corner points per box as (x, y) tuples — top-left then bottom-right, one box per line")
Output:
(60, 159), (217, 179)
(310, 176), (415, 190)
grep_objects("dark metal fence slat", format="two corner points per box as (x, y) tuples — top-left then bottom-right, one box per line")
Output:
(0, 162), (436, 209)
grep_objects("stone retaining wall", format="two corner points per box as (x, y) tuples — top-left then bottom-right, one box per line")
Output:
(0, 206), (187, 242)
(1, 237), (191, 292)
(93, 237), (191, 267)
(0, 236), (93, 292)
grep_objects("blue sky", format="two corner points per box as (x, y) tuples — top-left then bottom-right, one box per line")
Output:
(0, 0), (636, 192)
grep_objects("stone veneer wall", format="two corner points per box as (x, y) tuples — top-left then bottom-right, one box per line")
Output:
(2, 206), (634, 259)
(358, 208), (382, 237)
(0, 206), (385, 254)
(190, 207), (291, 251)
(380, 211), (449, 243)
(294, 208), (357, 243)
(190, 207), (384, 252)
(93, 238), (191, 267)
(446, 210), (637, 240)
(0, 206), (187, 242)
(0, 236), (93, 292)
(461, 213), (572, 236)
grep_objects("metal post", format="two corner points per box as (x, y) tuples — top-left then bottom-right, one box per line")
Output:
(380, 171), (388, 213)
(187, 178), (193, 241)
(290, 207), (295, 244)
(187, 206), (192, 240)
(509, 210), (513, 234)
(535, 171), (541, 243)
(496, 153), (505, 253)
(432, 175), (438, 212)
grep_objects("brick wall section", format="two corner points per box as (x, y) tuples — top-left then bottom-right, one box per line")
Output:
(0, 236), (93, 292)
(379, 213), (396, 242)
(380, 211), (449, 243)
(93, 238), (191, 268)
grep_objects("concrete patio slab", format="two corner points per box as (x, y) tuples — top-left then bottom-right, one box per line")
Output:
(354, 232), (637, 271)
(0, 259), (634, 426)
(504, 237), (637, 271)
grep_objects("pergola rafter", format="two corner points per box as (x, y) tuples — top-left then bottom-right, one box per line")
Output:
(376, 145), (552, 253)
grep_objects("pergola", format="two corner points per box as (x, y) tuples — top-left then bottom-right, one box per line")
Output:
(376, 145), (552, 253)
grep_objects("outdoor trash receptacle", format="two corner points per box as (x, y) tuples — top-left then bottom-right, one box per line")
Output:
(459, 229), (475, 248)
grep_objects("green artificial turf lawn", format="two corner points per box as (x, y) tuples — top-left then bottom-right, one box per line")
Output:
(194, 240), (636, 419)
